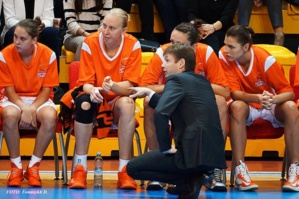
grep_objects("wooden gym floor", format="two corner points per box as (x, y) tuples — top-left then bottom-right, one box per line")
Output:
(1, 157), (299, 199)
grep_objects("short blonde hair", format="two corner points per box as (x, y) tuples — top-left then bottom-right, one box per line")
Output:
(107, 8), (129, 28)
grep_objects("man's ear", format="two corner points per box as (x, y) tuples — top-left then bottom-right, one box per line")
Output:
(179, 58), (185, 69)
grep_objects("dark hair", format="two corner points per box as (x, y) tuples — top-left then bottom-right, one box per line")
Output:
(74, 0), (104, 15)
(226, 25), (255, 47)
(16, 19), (39, 38)
(164, 43), (196, 71)
(174, 22), (199, 45)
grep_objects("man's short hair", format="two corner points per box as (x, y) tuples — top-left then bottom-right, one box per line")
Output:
(164, 43), (196, 71)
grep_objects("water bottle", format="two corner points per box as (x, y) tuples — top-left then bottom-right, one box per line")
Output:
(94, 152), (103, 187)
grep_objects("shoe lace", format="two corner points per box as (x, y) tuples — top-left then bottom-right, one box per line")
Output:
(29, 166), (40, 179)
(238, 162), (251, 182)
(8, 167), (22, 179)
(72, 165), (86, 179)
(288, 162), (299, 181)
(213, 168), (222, 183)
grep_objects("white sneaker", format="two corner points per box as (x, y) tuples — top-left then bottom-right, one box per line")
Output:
(283, 161), (299, 192)
(204, 168), (227, 191)
(235, 160), (258, 191)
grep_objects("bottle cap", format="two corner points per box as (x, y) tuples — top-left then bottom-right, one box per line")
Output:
(96, 152), (101, 156)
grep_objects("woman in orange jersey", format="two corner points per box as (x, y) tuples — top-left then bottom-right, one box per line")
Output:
(67, 8), (142, 190)
(0, 19), (59, 187)
(219, 25), (299, 192)
(2, 0), (60, 72)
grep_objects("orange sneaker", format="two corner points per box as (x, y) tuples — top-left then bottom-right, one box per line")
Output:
(7, 163), (24, 187)
(24, 162), (42, 187)
(69, 164), (87, 189)
(117, 165), (137, 189)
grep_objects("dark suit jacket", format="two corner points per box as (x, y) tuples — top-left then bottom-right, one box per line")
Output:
(149, 71), (227, 170)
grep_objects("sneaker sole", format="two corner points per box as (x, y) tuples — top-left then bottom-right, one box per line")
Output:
(235, 184), (258, 191)
(69, 186), (86, 189)
(117, 180), (137, 190)
(69, 181), (87, 189)
(27, 183), (42, 187)
(283, 186), (299, 192)
(209, 186), (227, 192)
(7, 183), (22, 187)
(69, 184), (87, 189)
(24, 174), (42, 187)
(7, 178), (24, 187)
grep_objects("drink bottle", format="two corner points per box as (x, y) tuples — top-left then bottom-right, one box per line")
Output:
(94, 152), (103, 187)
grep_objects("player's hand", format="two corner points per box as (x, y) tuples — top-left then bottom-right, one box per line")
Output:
(102, 76), (113, 93)
(90, 87), (104, 103)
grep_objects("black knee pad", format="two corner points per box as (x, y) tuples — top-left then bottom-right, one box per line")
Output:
(74, 94), (97, 124)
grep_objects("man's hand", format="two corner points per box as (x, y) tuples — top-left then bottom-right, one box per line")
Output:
(128, 87), (153, 98)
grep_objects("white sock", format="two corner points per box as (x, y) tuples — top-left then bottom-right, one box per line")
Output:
(74, 154), (88, 171)
(11, 157), (22, 169)
(118, 159), (129, 172)
(29, 155), (42, 167)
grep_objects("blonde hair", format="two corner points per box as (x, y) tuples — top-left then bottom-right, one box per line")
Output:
(107, 8), (129, 28)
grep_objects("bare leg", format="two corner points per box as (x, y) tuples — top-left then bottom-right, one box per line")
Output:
(215, 95), (228, 142)
(229, 101), (249, 166)
(33, 106), (57, 157)
(114, 97), (135, 160)
(2, 106), (21, 158)
(275, 101), (299, 163)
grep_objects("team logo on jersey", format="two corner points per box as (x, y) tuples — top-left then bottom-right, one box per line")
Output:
(119, 58), (129, 74)
(255, 72), (265, 87)
(37, 69), (47, 78)
(195, 66), (205, 77)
